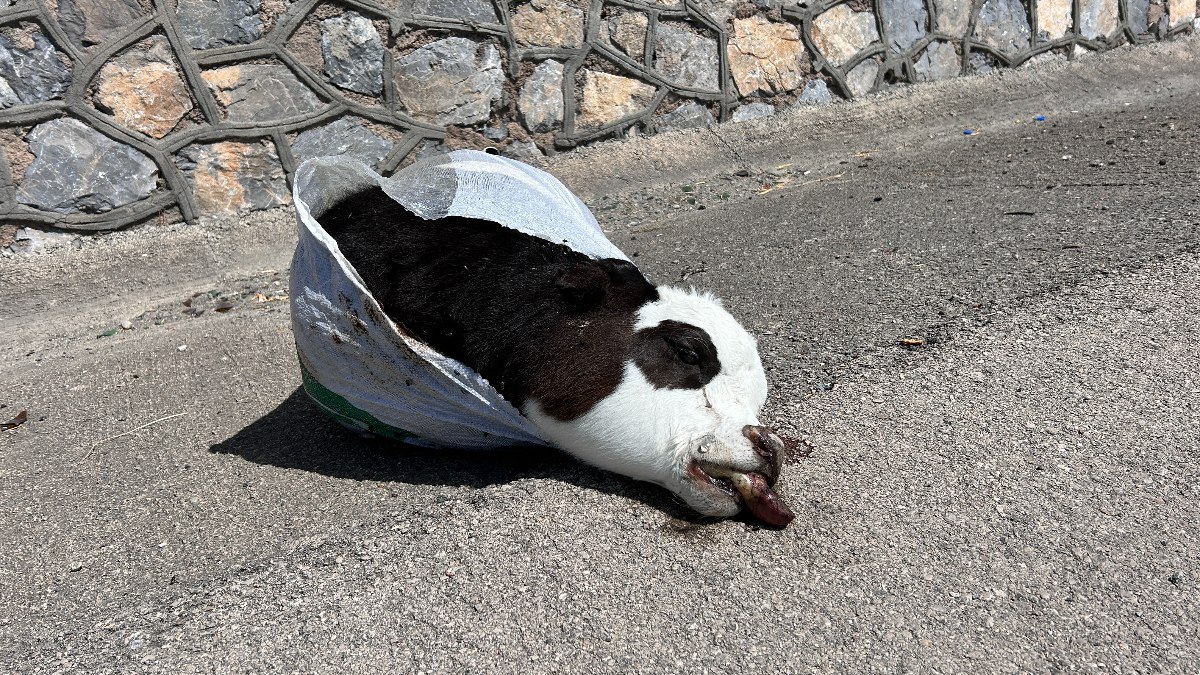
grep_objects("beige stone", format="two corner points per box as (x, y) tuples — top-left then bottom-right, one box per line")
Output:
(97, 61), (193, 139)
(1167, 0), (1196, 27)
(811, 4), (879, 68)
(1038, 0), (1073, 40)
(181, 141), (289, 215)
(935, 0), (972, 37)
(577, 70), (656, 129)
(512, 0), (585, 49)
(727, 15), (808, 97)
(603, 12), (648, 60)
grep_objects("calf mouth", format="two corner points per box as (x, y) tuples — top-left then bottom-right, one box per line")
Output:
(688, 459), (795, 528)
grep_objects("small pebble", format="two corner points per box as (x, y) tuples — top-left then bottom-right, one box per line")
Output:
(177, 345), (188, 352)
(120, 320), (133, 330)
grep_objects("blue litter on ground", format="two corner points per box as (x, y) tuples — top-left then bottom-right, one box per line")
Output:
(1034, 115), (1046, 121)
(963, 129), (974, 135)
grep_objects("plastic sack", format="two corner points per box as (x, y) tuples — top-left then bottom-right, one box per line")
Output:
(289, 150), (627, 449)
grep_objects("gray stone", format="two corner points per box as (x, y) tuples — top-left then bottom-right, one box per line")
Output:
(414, 139), (446, 161)
(321, 12), (383, 96)
(482, 126), (508, 141)
(693, 0), (739, 26)
(394, 37), (503, 126)
(654, 23), (719, 92)
(291, 118), (392, 169)
(794, 79), (834, 105)
(969, 50), (998, 73)
(914, 41), (960, 81)
(175, 140), (289, 215)
(732, 102), (775, 122)
(1080, 0), (1120, 39)
(202, 64), (323, 123)
(653, 101), (715, 131)
(16, 118), (158, 214)
(881, 0), (928, 53)
(176, 0), (262, 50)
(517, 60), (564, 133)
(845, 59), (879, 97)
(972, 0), (1032, 58)
(412, 0), (499, 24)
(7, 227), (78, 255)
(58, 0), (144, 47)
(1128, 0), (1151, 33)
(0, 32), (71, 108)
(502, 140), (544, 164)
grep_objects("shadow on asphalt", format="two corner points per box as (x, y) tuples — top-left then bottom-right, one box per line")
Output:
(209, 387), (708, 522)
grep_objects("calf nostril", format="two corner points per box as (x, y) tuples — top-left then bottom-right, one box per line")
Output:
(742, 424), (776, 459)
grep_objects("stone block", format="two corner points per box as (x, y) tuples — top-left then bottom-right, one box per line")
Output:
(653, 101), (714, 131)
(881, 0), (928, 53)
(935, 0), (972, 37)
(1080, 0), (1120, 38)
(1037, 0), (1073, 40)
(95, 37), (193, 138)
(394, 37), (503, 126)
(176, 140), (289, 215)
(728, 15), (808, 97)
(502, 140), (544, 163)
(1167, 0), (1195, 27)
(972, 0), (1032, 57)
(202, 63), (323, 123)
(812, 5), (880, 68)
(845, 59), (879, 97)
(654, 23), (719, 92)
(291, 117), (392, 169)
(0, 31), (71, 108)
(176, 0), (262, 50)
(732, 102), (775, 122)
(602, 12), (648, 61)
(1127, 0), (1151, 32)
(793, 79), (833, 105)
(577, 70), (656, 129)
(412, 0), (499, 24)
(321, 12), (383, 96)
(57, 0), (143, 47)
(914, 40), (959, 81)
(518, 59), (564, 133)
(16, 118), (158, 214)
(512, 0), (585, 49)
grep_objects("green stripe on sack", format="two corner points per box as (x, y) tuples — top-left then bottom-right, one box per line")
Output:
(299, 363), (417, 442)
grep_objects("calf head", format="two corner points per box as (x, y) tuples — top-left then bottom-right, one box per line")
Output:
(524, 277), (793, 526)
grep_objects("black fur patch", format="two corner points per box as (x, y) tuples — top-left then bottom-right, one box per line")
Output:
(632, 320), (720, 389)
(319, 186), (660, 421)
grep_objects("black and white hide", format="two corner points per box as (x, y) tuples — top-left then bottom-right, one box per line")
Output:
(290, 152), (794, 526)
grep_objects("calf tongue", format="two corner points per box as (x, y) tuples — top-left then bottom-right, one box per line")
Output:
(729, 472), (795, 527)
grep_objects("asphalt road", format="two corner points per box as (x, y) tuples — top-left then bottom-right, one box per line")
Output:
(2, 39), (1199, 673)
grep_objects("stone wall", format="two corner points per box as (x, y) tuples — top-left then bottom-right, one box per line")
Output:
(0, 0), (1196, 231)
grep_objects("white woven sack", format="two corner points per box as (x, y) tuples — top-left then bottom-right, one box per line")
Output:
(289, 150), (626, 449)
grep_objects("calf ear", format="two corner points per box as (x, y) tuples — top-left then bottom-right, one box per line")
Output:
(554, 261), (610, 309)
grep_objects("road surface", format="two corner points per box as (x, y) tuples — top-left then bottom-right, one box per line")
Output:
(2, 38), (1198, 673)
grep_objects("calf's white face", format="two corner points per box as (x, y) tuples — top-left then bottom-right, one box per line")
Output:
(524, 286), (794, 525)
